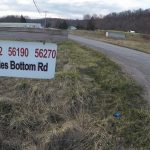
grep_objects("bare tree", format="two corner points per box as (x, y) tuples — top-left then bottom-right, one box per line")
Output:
(83, 14), (91, 20)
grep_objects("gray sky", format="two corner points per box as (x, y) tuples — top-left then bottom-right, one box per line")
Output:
(0, 0), (150, 19)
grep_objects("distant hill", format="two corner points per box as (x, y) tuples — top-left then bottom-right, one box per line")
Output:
(0, 8), (149, 34)
(100, 8), (150, 34)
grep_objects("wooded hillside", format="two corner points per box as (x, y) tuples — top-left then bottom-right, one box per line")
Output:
(0, 8), (149, 34)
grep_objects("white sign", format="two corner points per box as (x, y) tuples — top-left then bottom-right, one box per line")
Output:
(0, 40), (57, 79)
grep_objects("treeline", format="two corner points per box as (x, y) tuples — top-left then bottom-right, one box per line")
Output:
(82, 9), (150, 34)
(0, 9), (149, 34)
(99, 9), (150, 34)
(0, 15), (26, 23)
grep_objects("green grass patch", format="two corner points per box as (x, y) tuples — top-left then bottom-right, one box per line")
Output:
(0, 41), (150, 150)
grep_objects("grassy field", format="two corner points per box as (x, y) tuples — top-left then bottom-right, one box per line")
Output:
(0, 41), (150, 150)
(71, 30), (150, 54)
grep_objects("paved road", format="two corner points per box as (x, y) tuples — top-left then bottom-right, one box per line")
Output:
(0, 31), (67, 42)
(69, 34), (150, 102)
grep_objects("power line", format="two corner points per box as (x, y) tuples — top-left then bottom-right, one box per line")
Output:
(33, 0), (41, 14)
(32, 0), (49, 28)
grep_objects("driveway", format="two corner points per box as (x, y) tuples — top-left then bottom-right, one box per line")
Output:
(69, 34), (150, 102)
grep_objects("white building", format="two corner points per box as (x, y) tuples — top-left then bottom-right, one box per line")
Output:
(0, 23), (42, 28)
(106, 31), (126, 39)
(129, 30), (135, 33)
(68, 26), (77, 30)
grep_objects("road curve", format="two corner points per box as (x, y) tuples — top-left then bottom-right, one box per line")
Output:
(68, 34), (150, 102)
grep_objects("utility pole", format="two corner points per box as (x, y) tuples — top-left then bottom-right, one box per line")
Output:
(44, 11), (48, 28)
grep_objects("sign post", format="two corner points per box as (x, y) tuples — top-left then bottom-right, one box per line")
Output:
(0, 40), (57, 79)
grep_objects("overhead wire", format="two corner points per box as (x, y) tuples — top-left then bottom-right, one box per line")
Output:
(32, 0), (49, 27)
(32, 0), (41, 14)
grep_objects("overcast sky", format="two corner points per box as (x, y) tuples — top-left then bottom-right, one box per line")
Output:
(0, 0), (150, 19)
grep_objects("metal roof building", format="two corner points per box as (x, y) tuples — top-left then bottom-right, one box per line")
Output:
(0, 23), (42, 28)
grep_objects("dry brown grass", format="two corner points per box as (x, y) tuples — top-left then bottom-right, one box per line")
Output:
(71, 30), (150, 53)
(0, 41), (150, 150)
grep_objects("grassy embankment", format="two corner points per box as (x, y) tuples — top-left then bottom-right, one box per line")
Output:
(71, 30), (150, 54)
(0, 41), (150, 150)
